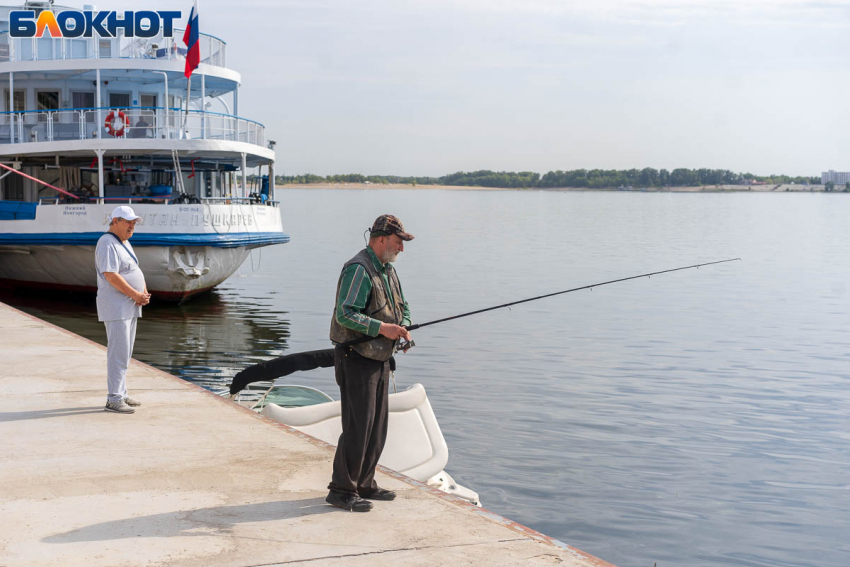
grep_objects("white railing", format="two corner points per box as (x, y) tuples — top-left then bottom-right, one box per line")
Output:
(0, 29), (226, 67)
(0, 107), (263, 146)
(38, 197), (280, 206)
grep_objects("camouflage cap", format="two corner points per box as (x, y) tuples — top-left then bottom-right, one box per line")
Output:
(370, 214), (414, 241)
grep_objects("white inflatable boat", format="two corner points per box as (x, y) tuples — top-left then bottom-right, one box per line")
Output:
(226, 348), (480, 506)
(258, 383), (480, 506)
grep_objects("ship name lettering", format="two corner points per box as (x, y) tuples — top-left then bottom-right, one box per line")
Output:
(62, 205), (87, 216)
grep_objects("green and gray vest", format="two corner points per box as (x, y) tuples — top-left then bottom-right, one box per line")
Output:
(329, 248), (405, 361)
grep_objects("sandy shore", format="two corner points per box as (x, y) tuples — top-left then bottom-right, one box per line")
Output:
(276, 183), (827, 193)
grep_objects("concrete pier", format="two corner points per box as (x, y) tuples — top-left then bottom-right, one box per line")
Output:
(0, 301), (615, 567)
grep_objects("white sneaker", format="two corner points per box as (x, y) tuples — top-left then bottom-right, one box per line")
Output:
(124, 396), (142, 407)
(105, 400), (135, 414)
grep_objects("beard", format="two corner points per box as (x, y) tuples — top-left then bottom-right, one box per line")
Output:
(382, 250), (400, 263)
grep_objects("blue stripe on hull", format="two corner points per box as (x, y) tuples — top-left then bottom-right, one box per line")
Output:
(0, 232), (291, 248)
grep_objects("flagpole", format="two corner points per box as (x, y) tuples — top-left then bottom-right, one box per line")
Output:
(181, 0), (199, 139)
(183, 74), (191, 139)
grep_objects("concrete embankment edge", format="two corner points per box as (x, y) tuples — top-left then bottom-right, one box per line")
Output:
(0, 300), (618, 567)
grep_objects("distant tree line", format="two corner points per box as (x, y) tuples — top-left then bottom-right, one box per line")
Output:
(537, 168), (818, 188)
(275, 169), (819, 189)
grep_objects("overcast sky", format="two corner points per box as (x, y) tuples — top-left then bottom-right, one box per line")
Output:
(118, 0), (849, 176)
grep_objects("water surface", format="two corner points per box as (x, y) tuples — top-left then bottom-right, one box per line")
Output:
(6, 189), (849, 567)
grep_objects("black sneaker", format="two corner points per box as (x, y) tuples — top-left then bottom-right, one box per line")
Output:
(360, 488), (396, 501)
(325, 490), (373, 512)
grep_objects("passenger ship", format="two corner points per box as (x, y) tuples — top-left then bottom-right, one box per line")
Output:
(0, 2), (288, 301)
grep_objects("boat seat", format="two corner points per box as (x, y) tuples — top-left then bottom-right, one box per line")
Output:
(263, 383), (449, 482)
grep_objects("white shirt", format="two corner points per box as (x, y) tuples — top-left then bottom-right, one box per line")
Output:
(95, 233), (145, 322)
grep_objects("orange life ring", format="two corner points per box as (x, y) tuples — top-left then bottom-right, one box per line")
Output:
(104, 110), (127, 137)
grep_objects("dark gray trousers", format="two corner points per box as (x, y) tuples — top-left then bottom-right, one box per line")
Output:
(328, 345), (390, 496)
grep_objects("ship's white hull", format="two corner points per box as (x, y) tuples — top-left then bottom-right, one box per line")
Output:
(0, 243), (251, 300)
(0, 202), (288, 300)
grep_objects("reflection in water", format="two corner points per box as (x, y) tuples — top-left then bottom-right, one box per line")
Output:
(0, 287), (290, 391)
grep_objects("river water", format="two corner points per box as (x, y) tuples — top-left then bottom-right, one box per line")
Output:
(5, 189), (849, 567)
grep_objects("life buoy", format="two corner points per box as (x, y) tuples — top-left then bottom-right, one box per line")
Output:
(104, 110), (127, 137)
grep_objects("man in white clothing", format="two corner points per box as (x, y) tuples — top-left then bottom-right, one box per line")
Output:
(95, 205), (151, 414)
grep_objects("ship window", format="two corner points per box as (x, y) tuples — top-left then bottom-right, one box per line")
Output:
(99, 40), (111, 58)
(4, 171), (24, 201)
(69, 39), (87, 59)
(37, 37), (53, 60)
(72, 92), (95, 122)
(140, 94), (157, 110)
(37, 90), (59, 122)
(167, 95), (183, 132)
(4, 90), (25, 119)
(138, 94), (158, 133)
(109, 93), (131, 109)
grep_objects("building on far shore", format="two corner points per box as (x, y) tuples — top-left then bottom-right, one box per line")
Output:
(821, 170), (850, 184)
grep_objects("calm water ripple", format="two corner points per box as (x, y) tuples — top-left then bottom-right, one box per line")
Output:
(4, 189), (850, 567)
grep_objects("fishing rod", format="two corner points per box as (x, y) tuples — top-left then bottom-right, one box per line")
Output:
(229, 258), (741, 394)
(341, 258), (741, 349)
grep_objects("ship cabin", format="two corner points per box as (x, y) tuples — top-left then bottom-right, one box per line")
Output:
(0, 2), (276, 208)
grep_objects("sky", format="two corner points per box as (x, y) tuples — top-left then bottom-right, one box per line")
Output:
(113, 0), (849, 177)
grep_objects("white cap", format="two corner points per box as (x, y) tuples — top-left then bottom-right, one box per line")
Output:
(110, 205), (142, 222)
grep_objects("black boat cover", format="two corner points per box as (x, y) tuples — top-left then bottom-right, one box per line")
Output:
(229, 349), (334, 395)
(228, 348), (396, 395)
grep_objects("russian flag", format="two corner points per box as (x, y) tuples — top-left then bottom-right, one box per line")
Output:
(182, 0), (200, 78)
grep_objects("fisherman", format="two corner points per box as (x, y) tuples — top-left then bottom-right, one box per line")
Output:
(95, 205), (150, 414)
(326, 214), (414, 512)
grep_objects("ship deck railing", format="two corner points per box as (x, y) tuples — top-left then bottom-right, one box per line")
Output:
(36, 197), (279, 207)
(0, 106), (264, 147)
(0, 29), (225, 67)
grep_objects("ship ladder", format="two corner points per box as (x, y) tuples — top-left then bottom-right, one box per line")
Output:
(171, 149), (186, 195)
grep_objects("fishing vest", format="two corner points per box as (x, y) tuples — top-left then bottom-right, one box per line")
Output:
(329, 248), (405, 362)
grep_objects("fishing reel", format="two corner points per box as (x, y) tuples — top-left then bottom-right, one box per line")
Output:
(395, 338), (415, 354)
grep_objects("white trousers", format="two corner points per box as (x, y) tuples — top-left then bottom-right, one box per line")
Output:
(104, 317), (138, 404)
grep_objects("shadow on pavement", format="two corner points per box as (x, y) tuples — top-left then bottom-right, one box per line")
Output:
(43, 497), (337, 543)
(0, 407), (105, 422)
